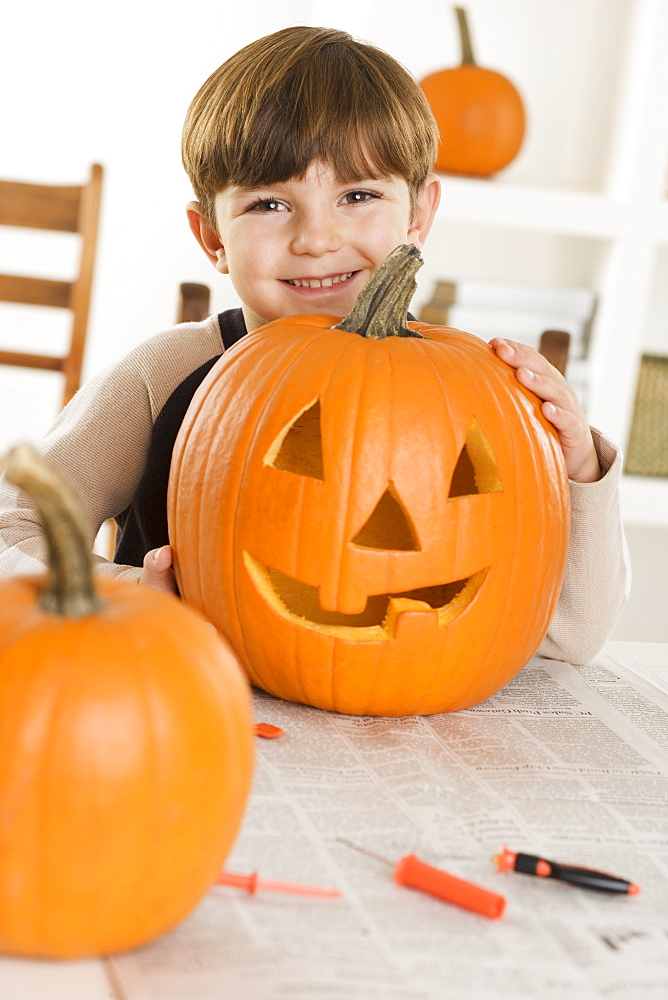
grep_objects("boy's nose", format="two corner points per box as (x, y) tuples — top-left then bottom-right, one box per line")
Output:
(290, 212), (343, 256)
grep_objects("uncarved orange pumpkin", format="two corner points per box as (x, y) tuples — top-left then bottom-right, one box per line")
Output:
(420, 6), (525, 176)
(0, 445), (254, 958)
(168, 246), (569, 717)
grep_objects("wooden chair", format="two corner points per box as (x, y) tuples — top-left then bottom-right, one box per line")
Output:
(0, 163), (104, 406)
(177, 282), (211, 323)
(538, 329), (571, 377)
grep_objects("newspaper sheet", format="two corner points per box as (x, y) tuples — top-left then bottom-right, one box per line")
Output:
(109, 653), (668, 1000)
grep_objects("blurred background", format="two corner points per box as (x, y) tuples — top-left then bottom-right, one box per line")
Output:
(1, 0), (667, 638)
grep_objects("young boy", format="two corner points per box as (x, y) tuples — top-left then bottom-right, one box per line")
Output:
(0, 26), (629, 664)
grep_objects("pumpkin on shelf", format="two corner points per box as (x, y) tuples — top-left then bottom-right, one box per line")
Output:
(420, 6), (526, 177)
(0, 445), (254, 959)
(167, 245), (569, 718)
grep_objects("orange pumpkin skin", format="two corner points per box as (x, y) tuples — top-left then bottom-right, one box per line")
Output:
(421, 64), (525, 176)
(168, 314), (570, 718)
(0, 575), (253, 958)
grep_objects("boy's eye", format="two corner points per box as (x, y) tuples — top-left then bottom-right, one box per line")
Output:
(342, 190), (380, 205)
(248, 198), (288, 212)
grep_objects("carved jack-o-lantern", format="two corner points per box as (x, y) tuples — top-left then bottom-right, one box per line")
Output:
(168, 247), (569, 716)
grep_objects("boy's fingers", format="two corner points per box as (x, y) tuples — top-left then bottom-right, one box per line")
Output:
(541, 400), (582, 440)
(492, 338), (552, 373)
(491, 337), (599, 483)
(492, 339), (574, 408)
(540, 402), (601, 482)
(515, 365), (570, 407)
(141, 545), (178, 594)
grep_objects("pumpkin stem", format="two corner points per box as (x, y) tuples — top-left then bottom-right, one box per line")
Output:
(0, 444), (103, 617)
(333, 244), (424, 340)
(455, 7), (475, 65)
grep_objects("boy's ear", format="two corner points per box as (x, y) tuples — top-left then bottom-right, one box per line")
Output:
(186, 201), (228, 273)
(407, 174), (441, 248)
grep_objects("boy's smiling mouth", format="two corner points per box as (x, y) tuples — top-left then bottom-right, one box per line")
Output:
(284, 271), (356, 288)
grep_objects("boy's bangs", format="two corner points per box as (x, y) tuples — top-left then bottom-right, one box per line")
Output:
(229, 112), (409, 191)
(223, 40), (432, 193)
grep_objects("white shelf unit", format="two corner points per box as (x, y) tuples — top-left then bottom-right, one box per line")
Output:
(417, 0), (668, 528)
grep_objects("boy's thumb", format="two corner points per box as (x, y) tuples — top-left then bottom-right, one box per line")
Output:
(141, 545), (178, 594)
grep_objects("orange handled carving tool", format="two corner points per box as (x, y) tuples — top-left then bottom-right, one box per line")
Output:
(253, 723), (284, 738)
(215, 870), (340, 898)
(338, 839), (505, 919)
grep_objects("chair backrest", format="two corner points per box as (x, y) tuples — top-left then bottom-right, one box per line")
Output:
(0, 163), (103, 406)
(538, 329), (571, 376)
(177, 282), (211, 324)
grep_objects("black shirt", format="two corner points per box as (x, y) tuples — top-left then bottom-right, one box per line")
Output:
(113, 308), (247, 566)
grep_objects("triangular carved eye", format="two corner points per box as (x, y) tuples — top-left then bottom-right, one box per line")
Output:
(265, 399), (324, 480)
(448, 419), (502, 498)
(351, 483), (420, 551)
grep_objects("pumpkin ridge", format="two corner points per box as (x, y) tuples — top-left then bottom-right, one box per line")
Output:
(135, 653), (163, 927)
(171, 338), (266, 611)
(511, 387), (567, 656)
(454, 358), (524, 708)
(169, 327), (280, 609)
(32, 652), (71, 933)
(303, 329), (376, 709)
(341, 335), (394, 609)
(398, 338), (509, 711)
(385, 337), (458, 710)
(232, 329), (338, 699)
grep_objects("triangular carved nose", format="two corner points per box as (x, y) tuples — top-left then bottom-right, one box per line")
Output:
(351, 483), (420, 551)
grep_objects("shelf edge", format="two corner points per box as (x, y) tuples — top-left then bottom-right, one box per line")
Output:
(435, 176), (624, 239)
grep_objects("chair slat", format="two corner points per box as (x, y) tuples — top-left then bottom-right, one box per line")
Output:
(0, 180), (81, 232)
(0, 274), (72, 309)
(63, 164), (103, 404)
(538, 329), (571, 377)
(0, 350), (63, 371)
(177, 282), (211, 323)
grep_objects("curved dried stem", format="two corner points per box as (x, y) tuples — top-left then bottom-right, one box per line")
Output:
(1, 444), (102, 617)
(333, 244), (424, 340)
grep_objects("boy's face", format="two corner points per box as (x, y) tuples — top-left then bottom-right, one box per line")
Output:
(189, 160), (440, 333)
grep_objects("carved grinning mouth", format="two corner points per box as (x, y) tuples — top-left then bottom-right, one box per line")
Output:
(244, 552), (489, 642)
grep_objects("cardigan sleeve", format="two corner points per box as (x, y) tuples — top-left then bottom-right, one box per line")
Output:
(0, 317), (224, 584)
(536, 428), (631, 664)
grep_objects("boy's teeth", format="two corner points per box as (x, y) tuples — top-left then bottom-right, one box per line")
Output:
(288, 272), (353, 288)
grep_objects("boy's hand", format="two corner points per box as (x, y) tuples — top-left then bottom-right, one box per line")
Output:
(490, 338), (601, 484)
(140, 545), (179, 593)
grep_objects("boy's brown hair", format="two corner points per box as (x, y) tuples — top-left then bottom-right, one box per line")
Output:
(182, 26), (439, 228)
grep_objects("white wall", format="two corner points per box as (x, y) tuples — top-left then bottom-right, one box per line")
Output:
(612, 526), (668, 642)
(1, 0), (633, 450)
